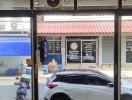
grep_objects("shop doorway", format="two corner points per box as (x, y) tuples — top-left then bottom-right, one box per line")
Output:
(82, 40), (96, 63)
(66, 38), (98, 64)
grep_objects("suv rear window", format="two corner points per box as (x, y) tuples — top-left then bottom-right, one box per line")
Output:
(53, 74), (85, 84)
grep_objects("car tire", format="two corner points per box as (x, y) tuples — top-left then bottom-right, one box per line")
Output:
(121, 93), (132, 100)
(52, 97), (70, 100)
(51, 93), (71, 100)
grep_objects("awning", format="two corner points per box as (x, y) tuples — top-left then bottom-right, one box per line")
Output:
(37, 21), (132, 36)
(0, 37), (31, 56)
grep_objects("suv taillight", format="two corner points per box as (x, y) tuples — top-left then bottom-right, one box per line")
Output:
(47, 83), (58, 89)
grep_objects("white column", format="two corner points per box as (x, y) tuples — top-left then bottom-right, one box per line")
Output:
(98, 36), (102, 66)
(121, 36), (126, 65)
(61, 36), (65, 65)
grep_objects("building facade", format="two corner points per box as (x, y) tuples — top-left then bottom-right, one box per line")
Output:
(37, 20), (132, 69)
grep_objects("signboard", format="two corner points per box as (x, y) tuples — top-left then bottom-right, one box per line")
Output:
(82, 41), (96, 63)
(67, 41), (81, 63)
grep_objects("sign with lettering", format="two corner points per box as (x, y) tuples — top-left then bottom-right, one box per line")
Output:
(67, 41), (81, 63)
(82, 41), (96, 63)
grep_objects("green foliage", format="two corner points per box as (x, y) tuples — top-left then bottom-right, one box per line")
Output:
(0, 61), (8, 68)
(0, 61), (8, 74)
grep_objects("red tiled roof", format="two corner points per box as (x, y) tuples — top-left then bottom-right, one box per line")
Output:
(37, 21), (132, 36)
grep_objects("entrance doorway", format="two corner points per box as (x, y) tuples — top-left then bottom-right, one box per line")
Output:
(66, 37), (98, 64)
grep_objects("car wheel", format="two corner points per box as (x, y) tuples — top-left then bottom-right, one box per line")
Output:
(51, 94), (71, 100)
(52, 97), (70, 100)
(121, 93), (132, 100)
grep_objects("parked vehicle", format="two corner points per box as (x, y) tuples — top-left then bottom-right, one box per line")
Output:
(20, 76), (31, 89)
(15, 72), (31, 100)
(16, 82), (28, 100)
(43, 69), (132, 100)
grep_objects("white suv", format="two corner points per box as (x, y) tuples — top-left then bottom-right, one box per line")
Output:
(44, 70), (132, 100)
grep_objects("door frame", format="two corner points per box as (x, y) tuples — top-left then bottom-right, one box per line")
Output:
(1, 0), (132, 100)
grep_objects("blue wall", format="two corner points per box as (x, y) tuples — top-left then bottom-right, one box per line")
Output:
(44, 54), (62, 64)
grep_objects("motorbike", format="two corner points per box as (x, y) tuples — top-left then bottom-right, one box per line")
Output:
(15, 82), (28, 100)
(15, 69), (31, 100)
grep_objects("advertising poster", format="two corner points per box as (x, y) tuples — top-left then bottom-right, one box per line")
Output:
(82, 41), (96, 63)
(67, 41), (81, 63)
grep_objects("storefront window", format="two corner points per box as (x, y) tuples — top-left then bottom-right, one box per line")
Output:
(67, 41), (81, 63)
(0, 0), (30, 10)
(126, 41), (132, 63)
(121, 16), (132, 100)
(77, 0), (118, 9)
(66, 37), (97, 64)
(46, 37), (61, 53)
(123, 0), (132, 9)
(82, 41), (96, 63)
(48, 41), (61, 53)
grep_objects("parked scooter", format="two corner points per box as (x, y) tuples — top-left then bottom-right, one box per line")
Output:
(15, 82), (28, 100)
(15, 66), (31, 100)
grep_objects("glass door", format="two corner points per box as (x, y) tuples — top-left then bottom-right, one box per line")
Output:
(67, 40), (81, 63)
(121, 16), (132, 100)
(38, 14), (114, 100)
(0, 17), (32, 100)
(82, 40), (96, 63)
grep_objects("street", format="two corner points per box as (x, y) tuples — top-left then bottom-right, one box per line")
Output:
(0, 71), (132, 100)
(0, 83), (46, 100)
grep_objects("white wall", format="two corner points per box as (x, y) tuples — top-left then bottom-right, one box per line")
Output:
(98, 36), (102, 66)
(0, 56), (31, 68)
(102, 36), (114, 64)
(61, 36), (66, 65)
(121, 36), (126, 65)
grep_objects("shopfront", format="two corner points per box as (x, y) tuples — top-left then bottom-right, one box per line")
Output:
(37, 20), (132, 67)
(38, 36), (62, 65)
